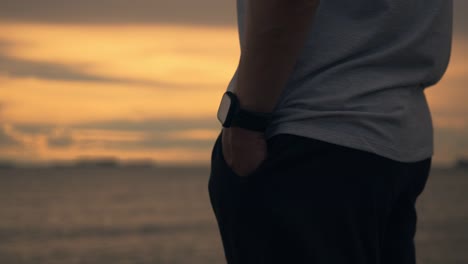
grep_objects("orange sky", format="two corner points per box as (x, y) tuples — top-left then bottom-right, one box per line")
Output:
(0, 22), (467, 166)
(0, 24), (238, 165)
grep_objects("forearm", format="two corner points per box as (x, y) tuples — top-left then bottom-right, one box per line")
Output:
(235, 0), (320, 113)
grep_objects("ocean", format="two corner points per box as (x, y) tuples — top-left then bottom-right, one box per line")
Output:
(0, 166), (466, 264)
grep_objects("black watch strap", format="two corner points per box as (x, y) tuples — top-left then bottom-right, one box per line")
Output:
(230, 108), (273, 132)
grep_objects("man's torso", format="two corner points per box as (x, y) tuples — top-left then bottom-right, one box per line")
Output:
(227, 0), (453, 162)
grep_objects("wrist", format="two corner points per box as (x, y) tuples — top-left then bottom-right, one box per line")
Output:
(235, 89), (276, 113)
(217, 91), (273, 132)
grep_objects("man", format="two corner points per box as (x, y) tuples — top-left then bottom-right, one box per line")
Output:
(208, 0), (452, 263)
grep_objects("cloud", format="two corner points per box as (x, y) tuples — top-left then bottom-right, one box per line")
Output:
(0, 105), (21, 147)
(0, 37), (120, 83)
(0, 0), (465, 40)
(0, 126), (22, 147)
(47, 128), (74, 148)
(0, 54), (122, 83)
(5, 113), (468, 166)
(0, 120), (218, 165)
(0, 0), (236, 26)
(11, 117), (221, 151)
(47, 136), (74, 148)
(0, 0), (465, 38)
(72, 117), (220, 133)
(0, 54), (204, 89)
(85, 135), (215, 151)
(7, 123), (54, 135)
(13, 117), (220, 135)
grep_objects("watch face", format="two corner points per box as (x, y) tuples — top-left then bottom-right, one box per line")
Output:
(217, 92), (232, 125)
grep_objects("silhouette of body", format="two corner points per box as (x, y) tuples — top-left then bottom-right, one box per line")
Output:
(209, 0), (453, 263)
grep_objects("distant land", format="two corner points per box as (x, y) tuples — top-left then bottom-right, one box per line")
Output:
(0, 157), (170, 169)
(455, 158), (468, 170)
(1, 157), (468, 171)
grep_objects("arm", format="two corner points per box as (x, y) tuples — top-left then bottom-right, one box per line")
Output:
(235, 0), (320, 113)
(222, 0), (320, 177)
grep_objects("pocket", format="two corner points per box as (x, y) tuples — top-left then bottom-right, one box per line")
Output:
(215, 130), (270, 183)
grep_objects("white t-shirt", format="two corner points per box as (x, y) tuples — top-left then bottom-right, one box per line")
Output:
(227, 0), (453, 162)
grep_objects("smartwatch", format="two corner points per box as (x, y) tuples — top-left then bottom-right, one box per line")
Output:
(217, 91), (273, 132)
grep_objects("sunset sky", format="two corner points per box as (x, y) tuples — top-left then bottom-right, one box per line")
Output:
(0, 0), (466, 166)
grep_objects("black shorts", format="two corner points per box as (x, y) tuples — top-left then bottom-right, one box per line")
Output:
(208, 130), (431, 264)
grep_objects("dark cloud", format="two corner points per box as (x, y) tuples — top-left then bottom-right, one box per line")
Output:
(78, 136), (214, 151)
(0, 0), (236, 26)
(0, 37), (213, 88)
(48, 136), (74, 148)
(11, 117), (221, 150)
(6, 115), (468, 166)
(75, 117), (221, 150)
(0, 39), (126, 82)
(73, 117), (220, 133)
(0, 54), (124, 83)
(0, 128), (21, 147)
(13, 117), (220, 135)
(0, 53), (212, 89)
(47, 130), (74, 148)
(11, 123), (55, 135)
(0, 0), (465, 37)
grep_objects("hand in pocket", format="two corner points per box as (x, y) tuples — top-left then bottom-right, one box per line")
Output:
(221, 127), (268, 177)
